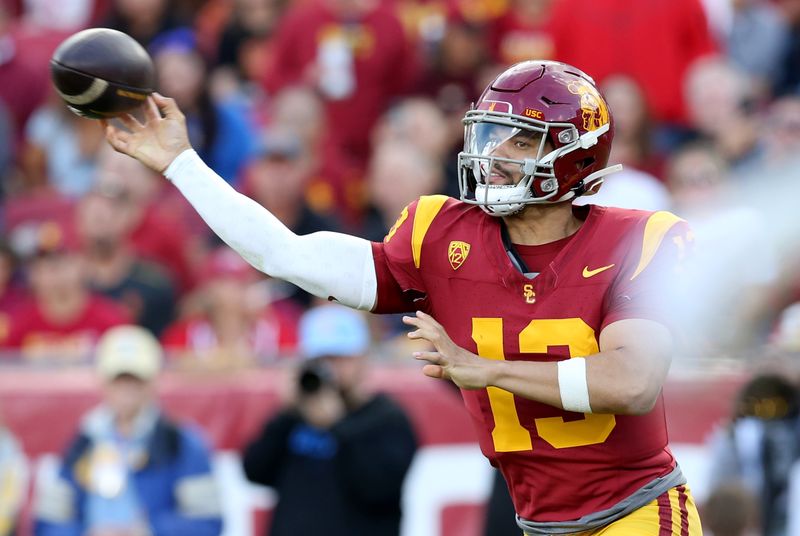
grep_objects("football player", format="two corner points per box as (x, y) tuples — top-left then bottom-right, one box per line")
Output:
(103, 60), (700, 535)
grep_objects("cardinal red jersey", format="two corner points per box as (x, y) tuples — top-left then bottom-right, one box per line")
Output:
(371, 195), (691, 524)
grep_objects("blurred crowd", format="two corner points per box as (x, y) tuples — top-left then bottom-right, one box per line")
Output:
(2, 0), (800, 533)
(0, 0), (800, 363)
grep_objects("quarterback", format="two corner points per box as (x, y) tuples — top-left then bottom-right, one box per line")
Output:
(103, 61), (701, 535)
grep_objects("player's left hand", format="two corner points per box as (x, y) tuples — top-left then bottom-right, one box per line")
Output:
(403, 311), (491, 390)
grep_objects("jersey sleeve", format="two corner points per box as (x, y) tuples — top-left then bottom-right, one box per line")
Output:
(371, 196), (451, 314)
(603, 212), (693, 329)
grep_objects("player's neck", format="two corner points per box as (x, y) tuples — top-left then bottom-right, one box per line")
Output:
(502, 202), (582, 246)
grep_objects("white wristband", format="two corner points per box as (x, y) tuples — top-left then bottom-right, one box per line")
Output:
(557, 357), (592, 413)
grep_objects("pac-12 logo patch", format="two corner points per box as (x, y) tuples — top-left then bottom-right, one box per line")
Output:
(448, 241), (470, 270)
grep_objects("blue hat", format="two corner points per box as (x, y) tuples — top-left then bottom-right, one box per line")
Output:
(299, 305), (370, 359)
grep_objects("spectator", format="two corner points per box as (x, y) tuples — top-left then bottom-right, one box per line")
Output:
(775, 0), (800, 95)
(263, 0), (419, 165)
(416, 11), (487, 120)
(22, 96), (105, 196)
(666, 143), (779, 353)
(705, 373), (800, 536)
(0, 2), (50, 151)
(0, 413), (27, 536)
(267, 87), (363, 225)
(242, 126), (341, 306)
(152, 28), (255, 185)
(702, 482), (760, 536)
(550, 0), (716, 126)
(213, 0), (288, 92)
(34, 325), (223, 535)
(488, 0), (555, 66)
(758, 95), (800, 167)
(94, 147), (199, 294)
(103, 0), (185, 47)
(718, 0), (790, 96)
(600, 75), (664, 177)
(161, 246), (299, 367)
(243, 304), (417, 536)
(684, 57), (761, 169)
(1, 221), (130, 362)
(76, 183), (176, 335)
(361, 141), (444, 241)
(244, 125), (340, 236)
(371, 97), (451, 168)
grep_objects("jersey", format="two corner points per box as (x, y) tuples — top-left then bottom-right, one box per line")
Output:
(371, 195), (691, 526)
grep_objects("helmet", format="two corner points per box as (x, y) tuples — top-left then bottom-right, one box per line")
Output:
(458, 60), (622, 216)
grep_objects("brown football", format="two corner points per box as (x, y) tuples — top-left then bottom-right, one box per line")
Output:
(50, 28), (156, 119)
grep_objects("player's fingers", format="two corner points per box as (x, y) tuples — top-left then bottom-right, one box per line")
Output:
(107, 123), (132, 143)
(144, 95), (161, 123)
(416, 310), (443, 329)
(413, 351), (443, 364)
(421, 364), (446, 380)
(401, 315), (419, 327)
(153, 92), (183, 120)
(407, 329), (423, 340)
(104, 125), (129, 153)
(118, 113), (144, 132)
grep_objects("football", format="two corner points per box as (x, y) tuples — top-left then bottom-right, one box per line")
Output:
(50, 28), (156, 119)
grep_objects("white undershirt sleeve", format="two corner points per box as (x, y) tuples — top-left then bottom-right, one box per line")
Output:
(164, 149), (378, 311)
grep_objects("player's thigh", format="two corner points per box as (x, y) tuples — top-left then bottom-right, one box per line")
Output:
(594, 485), (702, 536)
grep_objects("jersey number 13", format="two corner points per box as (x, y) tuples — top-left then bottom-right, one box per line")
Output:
(472, 318), (616, 452)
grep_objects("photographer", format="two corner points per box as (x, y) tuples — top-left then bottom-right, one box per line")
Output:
(242, 304), (417, 536)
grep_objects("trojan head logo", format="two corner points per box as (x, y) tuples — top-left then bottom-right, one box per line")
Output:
(448, 241), (471, 270)
(523, 284), (536, 304)
(567, 80), (609, 132)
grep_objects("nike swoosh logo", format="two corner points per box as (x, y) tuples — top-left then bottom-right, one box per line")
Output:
(582, 264), (615, 278)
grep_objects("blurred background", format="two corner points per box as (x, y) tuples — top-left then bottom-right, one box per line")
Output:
(2, 0), (800, 535)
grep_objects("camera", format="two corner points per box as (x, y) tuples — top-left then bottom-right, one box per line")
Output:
(297, 361), (335, 395)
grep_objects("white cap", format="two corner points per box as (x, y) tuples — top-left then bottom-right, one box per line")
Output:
(299, 305), (370, 360)
(96, 325), (163, 381)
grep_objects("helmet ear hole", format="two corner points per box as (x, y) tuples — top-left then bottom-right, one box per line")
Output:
(579, 157), (595, 171)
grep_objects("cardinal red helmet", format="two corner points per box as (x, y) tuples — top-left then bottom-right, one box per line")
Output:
(458, 60), (621, 216)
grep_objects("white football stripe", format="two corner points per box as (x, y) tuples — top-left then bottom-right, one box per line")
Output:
(56, 77), (108, 105)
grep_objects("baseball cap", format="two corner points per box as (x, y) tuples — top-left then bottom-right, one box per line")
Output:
(10, 220), (77, 261)
(198, 247), (259, 286)
(299, 305), (370, 359)
(96, 325), (163, 381)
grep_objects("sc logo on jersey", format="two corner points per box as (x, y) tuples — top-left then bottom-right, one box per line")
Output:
(523, 284), (536, 304)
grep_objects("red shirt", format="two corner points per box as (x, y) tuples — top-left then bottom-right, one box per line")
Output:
(1, 294), (130, 361)
(129, 203), (196, 294)
(371, 196), (690, 522)
(263, 0), (418, 164)
(161, 307), (299, 362)
(488, 11), (556, 66)
(549, 0), (716, 124)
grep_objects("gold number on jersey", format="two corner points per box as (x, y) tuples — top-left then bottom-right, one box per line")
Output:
(472, 317), (616, 452)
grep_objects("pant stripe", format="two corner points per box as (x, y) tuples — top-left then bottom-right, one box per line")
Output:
(677, 485), (689, 536)
(657, 491), (673, 536)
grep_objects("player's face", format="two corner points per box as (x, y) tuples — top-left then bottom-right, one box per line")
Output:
(468, 123), (551, 186)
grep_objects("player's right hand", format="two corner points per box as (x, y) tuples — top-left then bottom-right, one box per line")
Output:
(102, 93), (193, 174)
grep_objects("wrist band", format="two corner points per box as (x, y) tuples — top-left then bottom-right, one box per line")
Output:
(557, 357), (592, 413)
